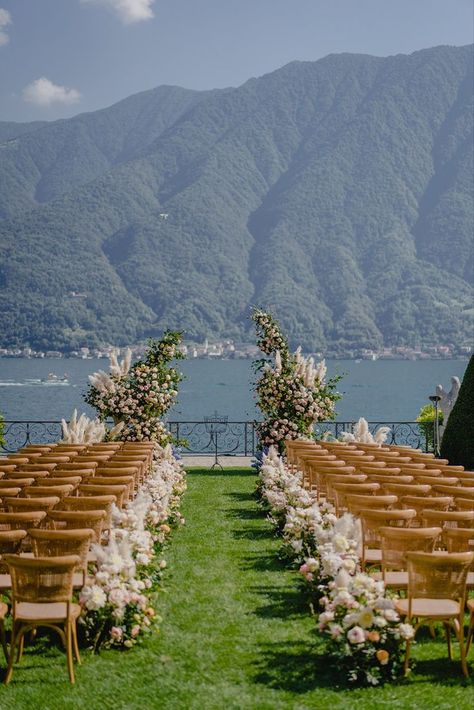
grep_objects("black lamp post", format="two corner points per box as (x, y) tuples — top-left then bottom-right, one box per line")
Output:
(429, 394), (441, 457)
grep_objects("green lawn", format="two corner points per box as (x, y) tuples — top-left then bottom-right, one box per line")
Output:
(1, 468), (473, 709)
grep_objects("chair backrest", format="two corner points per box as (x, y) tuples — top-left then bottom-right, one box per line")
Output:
(332, 482), (380, 511)
(400, 496), (453, 514)
(51, 468), (94, 480)
(0, 478), (35, 489)
(0, 511), (47, 531)
(379, 527), (442, 571)
(443, 528), (474, 560)
(62, 494), (116, 529)
(0, 529), (28, 571)
(433, 485), (474, 499)
(0, 487), (21, 499)
(39, 476), (82, 488)
(35, 456), (72, 464)
(382, 483), (431, 496)
(454, 498), (474, 511)
(346, 494), (398, 514)
(78, 484), (127, 508)
(421, 509), (474, 528)
(4, 554), (80, 604)
(24, 485), (74, 499)
(405, 551), (474, 605)
(7, 470), (50, 480)
(4, 496), (60, 512)
(58, 462), (99, 471)
(47, 510), (106, 542)
(29, 528), (94, 573)
(18, 463), (56, 472)
(367, 474), (414, 485)
(359, 508), (417, 548)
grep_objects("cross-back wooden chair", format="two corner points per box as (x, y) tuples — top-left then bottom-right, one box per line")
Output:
(3, 554), (82, 684)
(359, 508), (417, 569)
(395, 551), (474, 677)
(47, 510), (106, 544)
(346, 493), (398, 515)
(378, 526), (442, 590)
(29, 528), (94, 587)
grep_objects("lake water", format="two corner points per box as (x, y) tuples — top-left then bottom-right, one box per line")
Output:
(0, 357), (468, 423)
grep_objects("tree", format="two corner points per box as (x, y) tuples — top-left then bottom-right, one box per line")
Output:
(440, 354), (474, 469)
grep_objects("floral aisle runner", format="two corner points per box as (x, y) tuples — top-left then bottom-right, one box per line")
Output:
(79, 444), (187, 651)
(257, 448), (414, 686)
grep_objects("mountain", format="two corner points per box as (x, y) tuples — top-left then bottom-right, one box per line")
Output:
(0, 45), (472, 352)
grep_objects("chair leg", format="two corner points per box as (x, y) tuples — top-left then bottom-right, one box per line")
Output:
(16, 630), (25, 663)
(5, 622), (19, 685)
(404, 638), (411, 675)
(444, 623), (452, 660)
(0, 622), (8, 663)
(466, 611), (474, 654)
(72, 621), (81, 664)
(66, 623), (75, 684)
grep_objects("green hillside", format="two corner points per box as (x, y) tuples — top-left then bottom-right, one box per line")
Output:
(0, 45), (472, 351)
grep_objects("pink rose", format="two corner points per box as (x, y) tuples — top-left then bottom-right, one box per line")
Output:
(131, 625), (141, 638)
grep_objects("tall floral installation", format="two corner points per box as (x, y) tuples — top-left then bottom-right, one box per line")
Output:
(257, 448), (414, 687)
(85, 331), (184, 445)
(251, 308), (340, 452)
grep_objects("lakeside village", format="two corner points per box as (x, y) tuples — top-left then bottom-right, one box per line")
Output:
(0, 338), (471, 362)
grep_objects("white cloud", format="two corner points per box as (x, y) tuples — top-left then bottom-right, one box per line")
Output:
(0, 8), (11, 46)
(22, 77), (81, 107)
(81, 0), (155, 25)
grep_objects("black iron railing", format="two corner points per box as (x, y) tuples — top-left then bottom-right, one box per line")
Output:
(1, 420), (431, 455)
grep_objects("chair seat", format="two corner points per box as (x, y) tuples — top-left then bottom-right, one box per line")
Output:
(371, 570), (408, 589)
(396, 598), (460, 618)
(467, 572), (474, 590)
(0, 601), (7, 618)
(16, 601), (81, 622)
(0, 573), (11, 590)
(467, 598), (474, 611)
(364, 548), (382, 563)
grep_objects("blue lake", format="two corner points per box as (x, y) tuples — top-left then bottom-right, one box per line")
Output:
(0, 357), (467, 423)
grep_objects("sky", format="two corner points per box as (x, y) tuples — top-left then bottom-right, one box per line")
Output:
(0, 0), (473, 123)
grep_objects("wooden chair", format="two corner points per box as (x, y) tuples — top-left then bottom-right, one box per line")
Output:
(57, 462), (99, 472)
(443, 528), (474, 554)
(6, 470), (50, 481)
(346, 493), (398, 515)
(0, 487), (22, 502)
(366, 474), (414, 486)
(39, 476), (82, 490)
(377, 526), (442, 590)
(395, 551), (474, 677)
(0, 529), (27, 597)
(332, 482), (380, 513)
(432, 486), (474, 500)
(0, 511), (47, 531)
(4, 497), (60, 514)
(29, 528), (94, 587)
(90, 476), (134, 500)
(24, 485), (75, 501)
(34, 456), (72, 465)
(47, 510), (106, 544)
(307, 464), (356, 496)
(421, 509), (474, 529)
(62, 495), (116, 531)
(77, 484), (127, 509)
(0, 478), (35, 490)
(51, 469), (94, 481)
(17, 464), (56, 472)
(454, 498), (474, 511)
(359, 509), (417, 568)
(3, 554), (82, 683)
(381, 482), (431, 497)
(413, 476), (459, 487)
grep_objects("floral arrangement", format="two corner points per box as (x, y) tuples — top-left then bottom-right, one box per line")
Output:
(79, 444), (187, 650)
(85, 332), (184, 445)
(60, 408), (125, 444)
(339, 417), (390, 446)
(258, 447), (414, 686)
(252, 308), (340, 451)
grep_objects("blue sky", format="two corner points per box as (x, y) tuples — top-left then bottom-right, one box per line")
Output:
(1, 0), (473, 122)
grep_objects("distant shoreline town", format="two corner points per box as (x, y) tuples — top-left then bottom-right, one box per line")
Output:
(0, 339), (471, 362)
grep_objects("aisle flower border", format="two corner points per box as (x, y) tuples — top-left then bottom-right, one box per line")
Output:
(79, 443), (187, 651)
(257, 447), (414, 687)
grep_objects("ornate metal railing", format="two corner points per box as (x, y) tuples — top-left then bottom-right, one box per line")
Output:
(1, 420), (431, 455)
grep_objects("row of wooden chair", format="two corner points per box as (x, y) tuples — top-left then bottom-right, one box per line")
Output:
(0, 440), (156, 683)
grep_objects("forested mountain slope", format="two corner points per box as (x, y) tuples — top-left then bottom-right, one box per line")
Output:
(0, 45), (472, 351)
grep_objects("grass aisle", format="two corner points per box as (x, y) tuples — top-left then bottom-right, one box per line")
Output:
(2, 468), (473, 709)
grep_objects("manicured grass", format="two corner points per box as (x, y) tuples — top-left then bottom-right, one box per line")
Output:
(1, 468), (473, 709)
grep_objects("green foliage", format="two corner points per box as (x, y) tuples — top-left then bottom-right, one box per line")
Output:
(440, 354), (474, 469)
(416, 404), (443, 451)
(0, 46), (472, 351)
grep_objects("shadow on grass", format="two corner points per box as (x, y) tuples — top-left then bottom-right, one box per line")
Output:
(250, 584), (309, 618)
(252, 640), (342, 692)
(227, 506), (262, 521)
(225, 491), (256, 502)
(240, 553), (289, 573)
